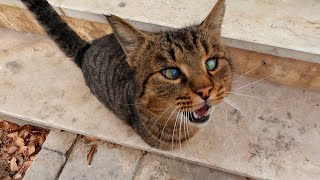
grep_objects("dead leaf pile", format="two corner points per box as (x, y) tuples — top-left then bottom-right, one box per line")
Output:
(0, 120), (49, 179)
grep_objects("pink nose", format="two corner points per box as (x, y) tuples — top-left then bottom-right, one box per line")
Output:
(196, 86), (213, 100)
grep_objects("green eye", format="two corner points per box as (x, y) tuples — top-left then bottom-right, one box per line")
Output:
(205, 58), (217, 71)
(161, 68), (181, 80)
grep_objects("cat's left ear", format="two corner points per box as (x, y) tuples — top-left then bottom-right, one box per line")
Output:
(106, 15), (148, 58)
(199, 0), (226, 36)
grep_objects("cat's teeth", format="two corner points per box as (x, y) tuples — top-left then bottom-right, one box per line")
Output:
(193, 112), (200, 119)
(205, 108), (211, 116)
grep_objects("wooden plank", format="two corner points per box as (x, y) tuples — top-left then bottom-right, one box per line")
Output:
(0, 4), (46, 34)
(229, 47), (320, 91)
(61, 16), (112, 41)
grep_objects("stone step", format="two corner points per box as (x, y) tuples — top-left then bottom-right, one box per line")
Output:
(1, 29), (319, 179)
(1, 0), (319, 64)
(1, 2), (319, 91)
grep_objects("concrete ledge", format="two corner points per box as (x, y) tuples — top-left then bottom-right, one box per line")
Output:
(1, 0), (319, 63)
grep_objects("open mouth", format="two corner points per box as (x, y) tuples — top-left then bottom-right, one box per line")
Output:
(189, 104), (212, 123)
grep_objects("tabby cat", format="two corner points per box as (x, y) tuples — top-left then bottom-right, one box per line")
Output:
(21, 0), (232, 150)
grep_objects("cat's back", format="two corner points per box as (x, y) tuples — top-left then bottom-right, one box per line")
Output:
(81, 34), (135, 122)
(88, 34), (123, 57)
(82, 34), (126, 81)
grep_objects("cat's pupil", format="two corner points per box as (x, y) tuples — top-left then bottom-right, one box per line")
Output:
(162, 68), (180, 80)
(206, 58), (217, 71)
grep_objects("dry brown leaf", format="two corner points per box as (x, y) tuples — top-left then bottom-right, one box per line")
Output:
(10, 157), (20, 172)
(0, 121), (19, 132)
(18, 129), (29, 139)
(27, 145), (35, 156)
(1, 152), (10, 160)
(5, 141), (17, 151)
(13, 172), (22, 179)
(0, 121), (9, 130)
(87, 144), (97, 165)
(106, 142), (118, 149)
(37, 135), (46, 146)
(14, 137), (25, 147)
(21, 160), (32, 170)
(7, 146), (18, 154)
(28, 135), (36, 141)
(83, 136), (97, 141)
(17, 146), (28, 155)
(7, 132), (18, 139)
(0, 176), (12, 180)
(18, 125), (33, 132)
(16, 155), (24, 166)
(27, 135), (37, 146)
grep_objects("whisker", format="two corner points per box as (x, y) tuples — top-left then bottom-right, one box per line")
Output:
(234, 74), (273, 91)
(159, 107), (179, 149)
(151, 103), (175, 129)
(171, 110), (181, 150)
(185, 110), (198, 158)
(226, 92), (269, 101)
(183, 111), (187, 143)
(224, 97), (258, 130)
(184, 111), (196, 156)
(234, 62), (264, 81)
(179, 112), (183, 150)
(186, 111), (191, 141)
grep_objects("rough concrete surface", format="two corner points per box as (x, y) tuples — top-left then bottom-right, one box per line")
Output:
(0, 28), (319, 179)
(58, 139), (143, 180)
(23, 149), (66, 180)
(42, 129), (77, 154)
(134, 154), (245, 180)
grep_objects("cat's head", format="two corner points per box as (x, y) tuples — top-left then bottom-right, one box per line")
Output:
(107, 0), (232, 149)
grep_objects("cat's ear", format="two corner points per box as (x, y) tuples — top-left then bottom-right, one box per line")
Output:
(199, 0), (226, 35)
(106, 15), (148, 56)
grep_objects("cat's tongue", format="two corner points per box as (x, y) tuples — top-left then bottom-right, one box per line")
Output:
(195, 105), (209, 118)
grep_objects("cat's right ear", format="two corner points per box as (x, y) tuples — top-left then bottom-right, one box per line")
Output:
(106, 15), (148, 60)
(199, 0), (226, 36)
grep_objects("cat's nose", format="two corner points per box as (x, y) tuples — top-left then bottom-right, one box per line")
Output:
(196, 86), (213, 100)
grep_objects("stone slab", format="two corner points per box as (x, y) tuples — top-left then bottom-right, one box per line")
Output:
(42, 129), (77, 154)
(1, 0), (319, 63)
(134, 153), (246, 180)
(0, 29), (320, 179)
(23, 149), (66, 180)
(58, 139), (143, 180)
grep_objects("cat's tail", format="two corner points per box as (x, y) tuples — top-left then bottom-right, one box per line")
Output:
(21, 0), (90, 66)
